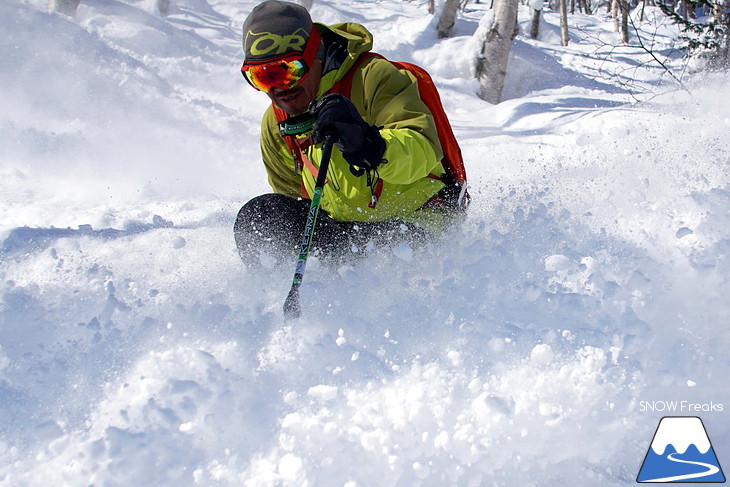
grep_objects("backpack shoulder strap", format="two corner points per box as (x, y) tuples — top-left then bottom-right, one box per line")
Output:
(272, 105), (299, 170)
(329, 52), (383, 97)
(272, 105), (312, 198)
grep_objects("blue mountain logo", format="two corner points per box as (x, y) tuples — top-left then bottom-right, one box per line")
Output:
(637, 416), (726, 483)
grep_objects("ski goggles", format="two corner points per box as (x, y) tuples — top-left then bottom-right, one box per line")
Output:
(241, 28), (321, 93)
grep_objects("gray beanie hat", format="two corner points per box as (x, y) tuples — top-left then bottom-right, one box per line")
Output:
(242, 1), (314, 64)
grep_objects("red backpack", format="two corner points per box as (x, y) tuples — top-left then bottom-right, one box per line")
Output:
(274, 52), (469, 210)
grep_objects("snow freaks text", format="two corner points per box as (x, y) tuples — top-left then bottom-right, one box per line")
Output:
(639, 401), (724, 413)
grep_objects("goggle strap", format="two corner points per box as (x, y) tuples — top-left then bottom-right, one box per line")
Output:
(302, 26), (321, 66)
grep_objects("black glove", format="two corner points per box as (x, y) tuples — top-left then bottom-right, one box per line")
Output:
(309, 93), (386, 172)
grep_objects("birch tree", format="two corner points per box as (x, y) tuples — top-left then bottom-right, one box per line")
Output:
(611, 0), (629, 43)
(612, 0), (619, 32)
(530, 8), (541, 38)
(48, 0), (79, 16)
(579, 0), (593, 15)
(559, 0), (570, 45)
(475, 0), (519, 103)
(438, 0), (461, 38)
(157, 0), (171, 15)
(530, 0), (543, 39)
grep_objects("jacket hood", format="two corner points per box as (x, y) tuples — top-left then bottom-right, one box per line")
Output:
(314, 22), (373, 97)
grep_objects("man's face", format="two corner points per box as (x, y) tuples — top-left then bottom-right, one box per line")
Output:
(266, 59), (322, 116)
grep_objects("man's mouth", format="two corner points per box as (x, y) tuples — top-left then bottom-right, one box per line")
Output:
(275, 89), (300, 104)
(270, 86), (309, 115)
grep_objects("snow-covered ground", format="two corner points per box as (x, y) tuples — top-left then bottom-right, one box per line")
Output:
(1, 0), (729, 485)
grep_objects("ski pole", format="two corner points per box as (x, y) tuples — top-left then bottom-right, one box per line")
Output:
(283, 134), (334, 319)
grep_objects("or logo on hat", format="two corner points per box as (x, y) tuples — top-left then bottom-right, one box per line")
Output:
(637, 416), (725, 483)
(245, 27), (309, 57)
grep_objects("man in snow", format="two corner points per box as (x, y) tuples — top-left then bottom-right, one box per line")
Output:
(234, 0), (463, 266)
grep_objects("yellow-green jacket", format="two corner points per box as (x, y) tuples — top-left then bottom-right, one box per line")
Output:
(259, 22), (445, 226)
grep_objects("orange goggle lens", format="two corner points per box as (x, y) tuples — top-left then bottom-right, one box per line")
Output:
(241, 58), (309, 93)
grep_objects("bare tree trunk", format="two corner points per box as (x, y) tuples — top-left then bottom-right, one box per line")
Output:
(710, 0), (730, 67)
(157, 0), (171, 15)
(476, 0), (520, 104)
(612, 0), (619, 31)
(620, 0), (629, 43)
(530, 8), (541, 38)
(571, 0), (576, 14)
(429, 0), (436, 14)
(711, 0), (728, 26)
(48, 0), (79, 16)
(580, 0), (593, 14)
(559, 0), (570, 45)
(679, 0), (693, 20)
(438, 0), (461, 38)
